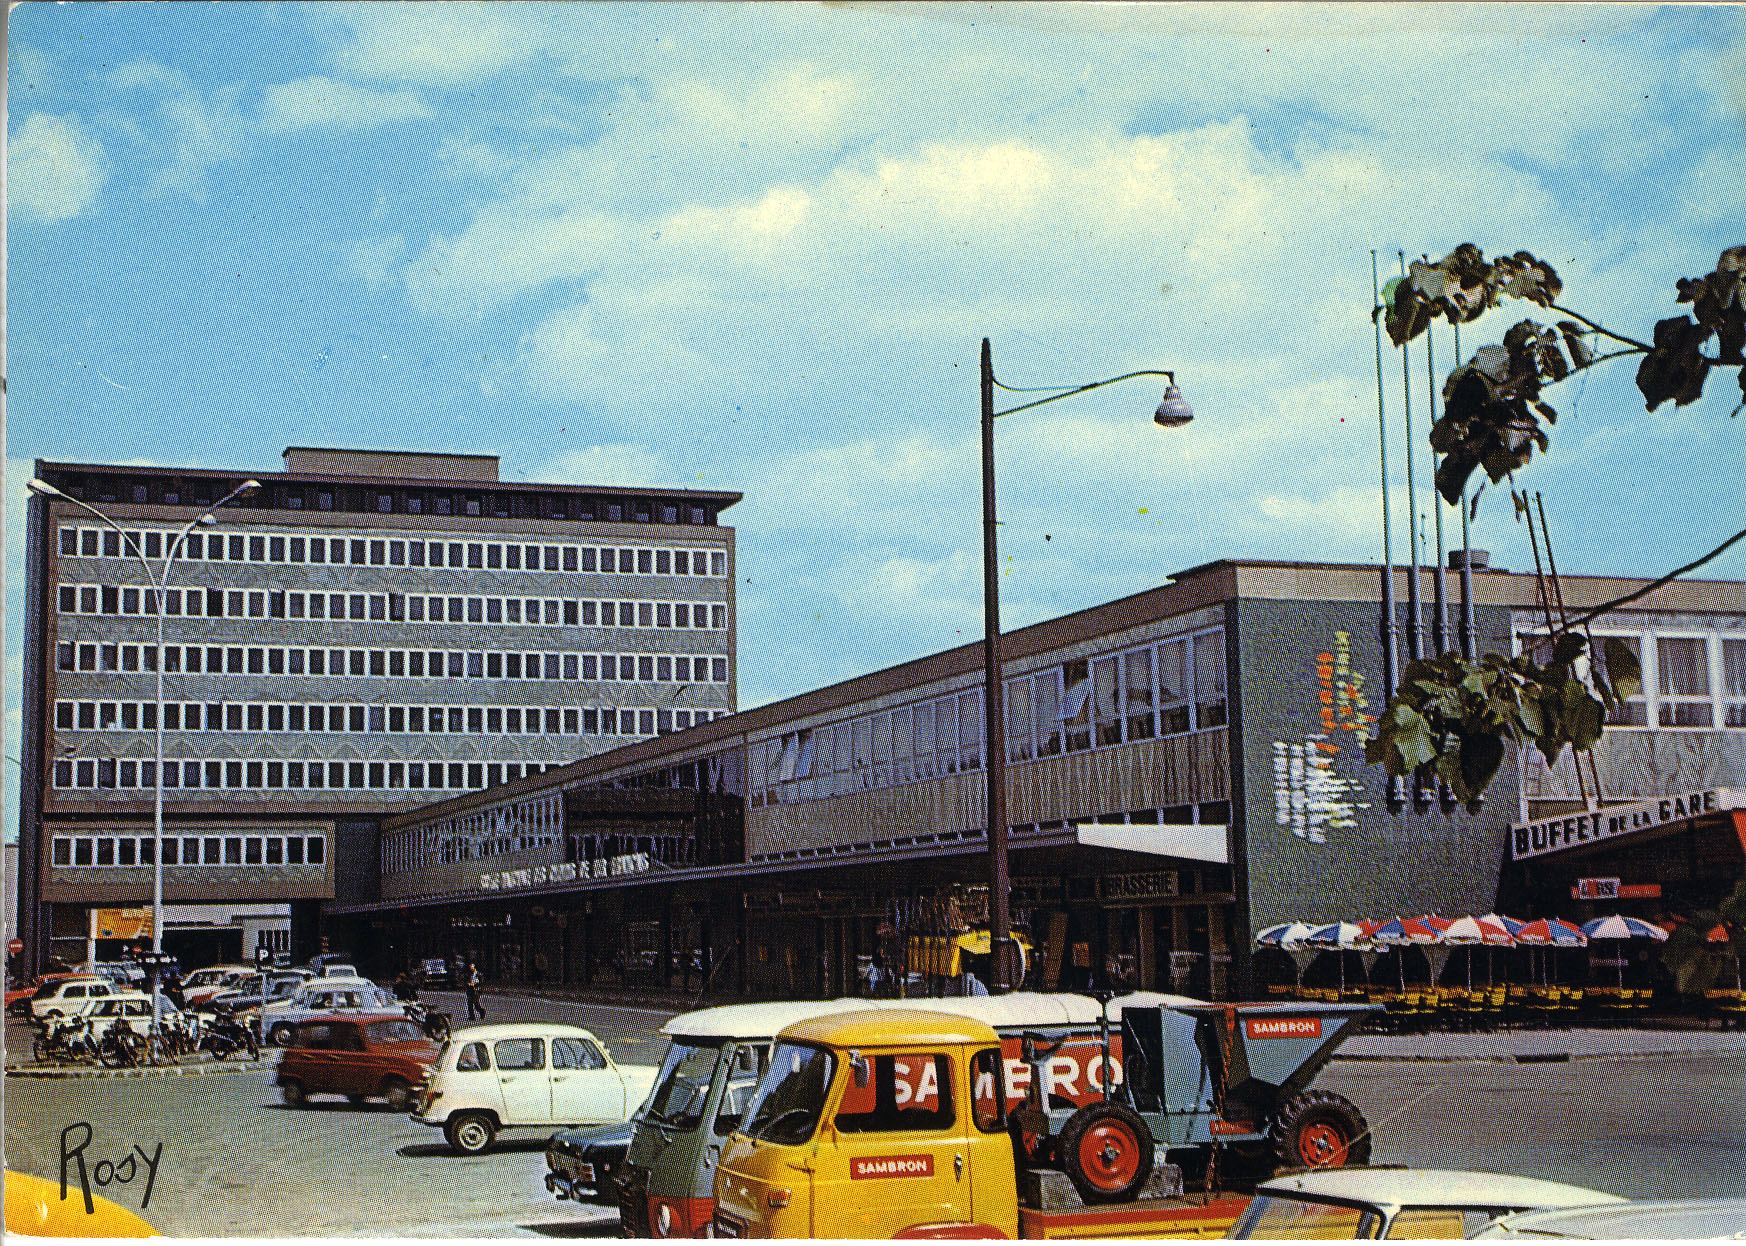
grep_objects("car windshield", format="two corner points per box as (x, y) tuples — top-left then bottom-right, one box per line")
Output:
(1227, 1195), (1378, 1239)
(740, 1041), (833, 1146)
(367, 1018), (426, 1044)
(643, 1039), (724, 1131)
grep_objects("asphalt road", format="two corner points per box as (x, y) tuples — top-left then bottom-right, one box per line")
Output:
(7, 993), (1744, 1237)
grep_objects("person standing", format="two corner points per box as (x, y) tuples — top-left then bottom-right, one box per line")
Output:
(464, 961), (485, 1020)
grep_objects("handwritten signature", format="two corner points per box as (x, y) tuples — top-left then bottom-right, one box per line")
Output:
(60, 1122), (163, 1213)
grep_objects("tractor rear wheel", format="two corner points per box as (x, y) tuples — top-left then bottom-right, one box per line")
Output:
(1057, 1102), (1155, 1204)
(1269, 1089), (1371, 1170)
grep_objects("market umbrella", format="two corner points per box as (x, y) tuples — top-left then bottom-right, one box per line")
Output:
(1580, 914), (1670, 989)
(1255, 921), (1317, 987)
(1303, 921), (1371, 989)
(1516, 917), (1588, 985)
(1478, 913), (1528, 985)
(1441, 915), (1514, 988)
(1371, 916), (1440, 988)
(1412, 915), (1457, 985)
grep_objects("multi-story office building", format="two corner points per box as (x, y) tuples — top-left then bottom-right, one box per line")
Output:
(17, 448), (740, 973)
(329, 557), (1746, 1002)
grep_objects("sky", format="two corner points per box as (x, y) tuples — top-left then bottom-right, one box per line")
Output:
(7, 2), (1745, 841)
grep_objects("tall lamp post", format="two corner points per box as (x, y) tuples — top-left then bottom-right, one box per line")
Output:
(29, 477), (261, 1055)
(980, 338), (1193, 993)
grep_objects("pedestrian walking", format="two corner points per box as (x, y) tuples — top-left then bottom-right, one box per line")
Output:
(464, 961), (485, 1020)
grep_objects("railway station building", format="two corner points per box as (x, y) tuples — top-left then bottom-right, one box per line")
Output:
(332, 557), (1746, 1001)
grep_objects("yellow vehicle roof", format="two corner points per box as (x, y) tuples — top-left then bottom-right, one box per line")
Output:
(778, 1008), (1000, 1048)
(6, 1170), (159, 1237)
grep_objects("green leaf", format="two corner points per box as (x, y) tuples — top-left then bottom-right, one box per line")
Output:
(1457, 732), (1506, 801)
(1603, 637), (1643, 701)
(1550, 632), (1588, 668)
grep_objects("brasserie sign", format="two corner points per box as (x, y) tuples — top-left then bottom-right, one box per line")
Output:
(1510, 789), (1738, 861)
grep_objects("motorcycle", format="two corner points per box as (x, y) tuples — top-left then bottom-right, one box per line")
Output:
(34, 1015), (99, 1064)
(198, 1015), (260, 1061)
(402, 1000), (452, 1042)
(97, 1018), (147, 1068)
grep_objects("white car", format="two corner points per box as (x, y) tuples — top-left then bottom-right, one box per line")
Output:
(412, 1022), (659, 1154)
(76, 992), (187, 1037)
(30, 976), (118, 1021)
(260, 978), (398, 1046)
(1225, 1168), (1626, 1239)
(1470, 1197), (1746, 1238)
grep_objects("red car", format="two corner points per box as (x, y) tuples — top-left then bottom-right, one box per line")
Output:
(275, 1013), (440, 1111)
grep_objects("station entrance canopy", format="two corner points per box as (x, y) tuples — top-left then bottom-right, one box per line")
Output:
(1509, 789), (1745, 862)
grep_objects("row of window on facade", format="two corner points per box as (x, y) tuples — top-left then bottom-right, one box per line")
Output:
(56, 641), (731, 685)
(58, 583), (729, 631)
(749, 629), (1228, 806)
(56, 699), (726, 738)
(383, 798), (564, 872)
(59, 525), (727, 577)
(51, 832), (326, 868)
(1520, 628), (1746, 729)
(52, 756), (577, 794)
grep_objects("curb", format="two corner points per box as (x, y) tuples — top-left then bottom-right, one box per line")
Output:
(5, 1058), (268, 1079)
(1332, 1045), (1738, 1065)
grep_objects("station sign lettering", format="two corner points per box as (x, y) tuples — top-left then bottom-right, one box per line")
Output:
(478, 851), (651, 892)
(1510, 790), (1732, 861)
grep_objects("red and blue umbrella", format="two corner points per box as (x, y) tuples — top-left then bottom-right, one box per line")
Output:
(1581, 914), (1668, 988)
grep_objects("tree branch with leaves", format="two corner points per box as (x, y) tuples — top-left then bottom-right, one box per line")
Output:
(1365, 244), (1744, 804)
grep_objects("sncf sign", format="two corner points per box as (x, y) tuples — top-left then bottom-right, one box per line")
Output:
(850, 1155), (935, 1180)
(1245, 1017), (1321, 1040)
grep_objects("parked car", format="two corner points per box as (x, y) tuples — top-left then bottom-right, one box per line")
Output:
(260, 979), (398, 1046)
(202, 971), (309, 1021)
(412, 1022), (660, 1154)
(1225, 1168), (1626, 1239)
(29, 976), (118, 1021)
(275, 1013), (441, 1111)
(544, 1119), (637, 1205)
(7, 973), (97, 1017)
(178, 964), (258, 1009)
(75, 992), (188, 1037)
(305, 952), (356, 973)
(1469, 1197), (1746, 1238)
(419, 958), (451, 988)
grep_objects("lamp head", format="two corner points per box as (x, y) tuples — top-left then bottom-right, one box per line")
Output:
(1154, 384), (1194, 428)
(239, 480), (263, 494)
(27, 479), (64, 498)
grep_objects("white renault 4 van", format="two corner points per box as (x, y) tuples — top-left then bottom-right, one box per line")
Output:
(412, 1022), (658, 1154)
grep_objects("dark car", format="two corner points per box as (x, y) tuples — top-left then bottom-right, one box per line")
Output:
(275, 1013), (439, 1111)
(544, 1119), (636, 1205)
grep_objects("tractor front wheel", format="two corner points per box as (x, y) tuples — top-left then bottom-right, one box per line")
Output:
(1057, 1102), (1155, 1205)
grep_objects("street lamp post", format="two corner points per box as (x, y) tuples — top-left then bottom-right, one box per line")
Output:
(28, 477), (261, 1056)
(979, 338), (1193, 993)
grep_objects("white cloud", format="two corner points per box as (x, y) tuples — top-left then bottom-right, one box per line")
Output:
(322, 4), (549, 87)
(8, 112), (108, 222)
(259, 76), (431, 133)
(108, 61), (246, 201)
